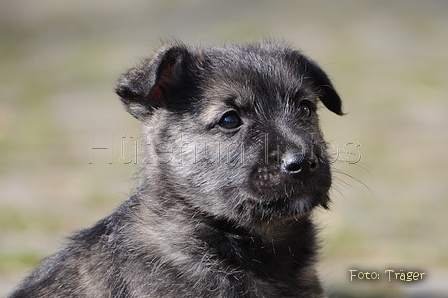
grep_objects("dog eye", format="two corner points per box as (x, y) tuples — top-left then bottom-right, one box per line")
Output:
(218, 111), (243, 130)
(298, 101), (312, 118)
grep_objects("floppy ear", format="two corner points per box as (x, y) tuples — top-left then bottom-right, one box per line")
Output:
(115, 43), (192, 119)
(306, 60), (344, 115)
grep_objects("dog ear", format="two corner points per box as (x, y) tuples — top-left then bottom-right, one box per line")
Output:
(115, 43), (192, 119)
(306, 61), (344, 116)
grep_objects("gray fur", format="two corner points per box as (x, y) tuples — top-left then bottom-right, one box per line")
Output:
(9, 41), (342, 298)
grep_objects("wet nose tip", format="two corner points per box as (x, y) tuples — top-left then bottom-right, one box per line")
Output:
(282, 152), (319, 179)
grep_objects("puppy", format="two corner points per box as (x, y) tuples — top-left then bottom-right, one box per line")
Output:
(9, 41), (343, 298)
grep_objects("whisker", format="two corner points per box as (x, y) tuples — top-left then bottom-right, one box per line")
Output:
(331, 165), (373, 198)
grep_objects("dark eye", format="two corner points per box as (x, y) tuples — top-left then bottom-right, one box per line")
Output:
(218, 111), (243, 130)
(298, 101), (312, 118)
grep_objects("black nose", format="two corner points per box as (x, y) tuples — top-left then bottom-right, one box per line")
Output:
(282, 151), (319, 179)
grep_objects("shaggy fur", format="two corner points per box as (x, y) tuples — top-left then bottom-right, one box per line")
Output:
(9, 41), (343, 298)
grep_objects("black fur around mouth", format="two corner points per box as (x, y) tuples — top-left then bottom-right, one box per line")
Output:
(250, 193), (330, 220)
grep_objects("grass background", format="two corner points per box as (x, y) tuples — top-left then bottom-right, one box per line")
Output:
(1, 0), (447, 297)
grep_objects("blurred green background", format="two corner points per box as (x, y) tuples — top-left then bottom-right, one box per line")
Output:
(1, 0), (447, 297)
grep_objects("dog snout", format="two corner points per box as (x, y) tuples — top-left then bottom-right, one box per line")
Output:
(281, 150), (319, 179)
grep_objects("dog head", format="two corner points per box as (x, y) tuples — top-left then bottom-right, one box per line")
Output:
(116, 41), (342, 227)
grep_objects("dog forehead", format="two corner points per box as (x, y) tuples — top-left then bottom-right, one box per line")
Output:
(204, 43), (297, 78)
(199, 44), (315, 112)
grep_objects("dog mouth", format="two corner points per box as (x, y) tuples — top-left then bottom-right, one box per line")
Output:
(259, 192), (329, 216)
(248, 158), (331, 205)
